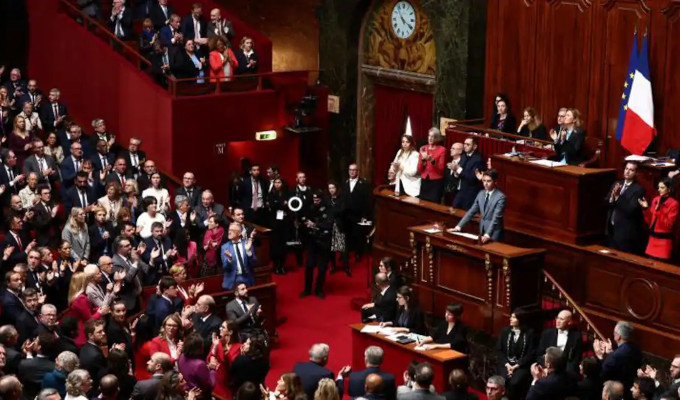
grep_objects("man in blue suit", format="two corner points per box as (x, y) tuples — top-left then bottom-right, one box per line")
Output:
(594, 321), (642, 393)
(452, 137), (484, 210)
(293, 343), (350, 400)
(0, 271), (25, 326)
(152, 276), (180, 333)
(64, 171), (98, 215)
(348, 346), (395, 399)
(160, 14), (183, 48)
(60, 141), (86, 190)
(453, 169), (505, 243)
(221, 222), (256, 290)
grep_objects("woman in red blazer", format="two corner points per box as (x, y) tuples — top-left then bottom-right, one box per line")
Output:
(208, 320), (242, 400)
(640, 177), (679, 260)
(417, 128), (447, 203)
(136, 313), (184, 379)
(208, 36), (238, 82)
(66, 271), (107, 348)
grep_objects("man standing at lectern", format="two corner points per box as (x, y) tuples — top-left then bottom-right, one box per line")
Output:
(605, 161), (645, 254)
(453, 169), (505, 244)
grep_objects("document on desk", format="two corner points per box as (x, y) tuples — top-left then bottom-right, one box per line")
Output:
(423, 228), (443, 234)
(360, 325), (382, 333)
(448, 231), (479, 241)
(530, 159), (566, 168)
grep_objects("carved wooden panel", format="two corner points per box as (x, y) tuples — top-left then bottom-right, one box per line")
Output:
(364, 0), (436, 75)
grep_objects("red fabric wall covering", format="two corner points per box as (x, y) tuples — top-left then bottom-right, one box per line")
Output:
(372, 85), (434, 185)
(171, 0), (273, 72)
(27, 0), (174, 169)
(227, 134), (300, 187)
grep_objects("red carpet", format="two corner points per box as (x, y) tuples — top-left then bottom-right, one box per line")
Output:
(265, 255), (369, 388)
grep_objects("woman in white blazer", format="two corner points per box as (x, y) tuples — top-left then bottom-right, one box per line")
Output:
(391, 134), (421, 197)
(97, 181), (123, 225)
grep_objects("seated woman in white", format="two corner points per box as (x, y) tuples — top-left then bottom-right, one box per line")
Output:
(390, 134), (421, 197)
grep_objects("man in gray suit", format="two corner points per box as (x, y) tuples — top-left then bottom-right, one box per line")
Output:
(226, 282), (263, 339)
(112, 235), (152, 313)
(23, 139), (58, 187)
(131, 352), (173, 400)
(396, 362), (444, 400)
(452, 169), (505, 243)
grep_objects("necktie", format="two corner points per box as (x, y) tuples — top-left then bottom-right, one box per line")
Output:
(80, 190), (88, 207)
(7, 167), (14, 181)
(620, 182), (628, 195)
(74, 158), (80, 172)
(162, 5), (167, 18)
(101, 156), (107, 169)
(252, 180), (259, 211)
(120, 174), (125, 185)
(14, 233), (23, 251)
(45, 203), (51, 215)
(53, 104), (59, 119)
(234, 242), (245, 275)
(484, 192), (491, 214)
(131, 153), (138, 168)
(241, 299), (254, 322)
(186, 189), (192, 200)
(38, 158), (45, 173)
(194, 19), (200, 39)
(116, 17), (123, 37)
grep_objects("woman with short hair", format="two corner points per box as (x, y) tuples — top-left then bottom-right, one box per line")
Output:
(418, 127), (446, 203)
(64, 369), (93, 400)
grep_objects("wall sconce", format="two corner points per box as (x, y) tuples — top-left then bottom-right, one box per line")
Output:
(255, 130), (277, 141)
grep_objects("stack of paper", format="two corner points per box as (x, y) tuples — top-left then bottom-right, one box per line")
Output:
(530, 159), (566, 168)
(360, 325), (381, 333)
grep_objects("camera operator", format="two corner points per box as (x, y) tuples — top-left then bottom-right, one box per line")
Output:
(299, 190), (332, 300)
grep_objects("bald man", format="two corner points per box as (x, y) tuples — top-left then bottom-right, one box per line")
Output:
(363, 373), (384, 400)
(132, 352), (173, 400)
(536, 309), (583, 374)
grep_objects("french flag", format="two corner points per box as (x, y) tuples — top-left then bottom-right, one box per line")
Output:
(619, 33), (656, 155)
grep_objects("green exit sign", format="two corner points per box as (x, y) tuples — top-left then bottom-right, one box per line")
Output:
(256, 130), (277, 141)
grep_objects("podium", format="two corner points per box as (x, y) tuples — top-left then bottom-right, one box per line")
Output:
(408, 225), (545, 335)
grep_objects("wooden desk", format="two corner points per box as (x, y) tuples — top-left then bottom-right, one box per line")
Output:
(408, 225), (544, 334)
(445, 126), (555, 159)
(491, 154), (616, 244)
(350, 323), (467, 392)
(372, 189), (680, 359)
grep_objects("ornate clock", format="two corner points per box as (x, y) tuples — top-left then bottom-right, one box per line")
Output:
(391, 1), (416, 39)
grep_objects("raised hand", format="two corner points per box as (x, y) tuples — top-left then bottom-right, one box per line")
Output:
(638, 198), (649, 209)
(224, 249), (232, 260)
(3, 246), (14, 260)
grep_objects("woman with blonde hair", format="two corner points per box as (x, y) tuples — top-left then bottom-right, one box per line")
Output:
(98, 181), (123, 224)
(170, 264), (203, 305)
(261, 372), (304, 400)
(517, 107), (548, 140)
(235, 36), (258, 74)
(313, 378), (340, 400)
(390, 134), (420, 197)
(66, 271), (109, 347)
(551, 108), (585, 165)
(65, 369), (93, 400)
(62, 207), (90, 262)
(9, 114), (32, 168)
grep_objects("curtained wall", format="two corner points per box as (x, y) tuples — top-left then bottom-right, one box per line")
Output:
(372, 84), (433, 185)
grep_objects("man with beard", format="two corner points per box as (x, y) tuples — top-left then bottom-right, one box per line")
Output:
(15, 288), (41, 344)
(131, 352), (173, 400)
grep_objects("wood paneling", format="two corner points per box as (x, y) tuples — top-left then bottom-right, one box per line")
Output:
(486, 0), (680, 167)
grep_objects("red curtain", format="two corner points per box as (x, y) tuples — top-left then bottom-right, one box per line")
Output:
(372, 85), (434, 185)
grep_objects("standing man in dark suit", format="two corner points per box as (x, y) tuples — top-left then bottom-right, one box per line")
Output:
(0, 149), (25, 205)
(452, 137), (484, 210)
(194, 190), (224, 232)
(191, 295), (222, 349)
(342, 163), (371, 264)
(119, 137), (146, 179)
(536, 310), (583, 375)
(90, 119), (118, 155)
(240, 164), (268, 227)
(15, 288), (41, 344)
(293, 343), (350, 400)
(593, 321), (642, 393)
(79, 319), (109, 382)
(0, 271), (25, 326)
(23, 139), (58, 187)
(226, 282), (263, 339)
(39, 88), (67, 131)
(452, 169), (505, 243)
(3, 215), (36, 273)
(106, 158), (132, 187)
(526, 347), (577, 400)
(131, 352), (173, 400)
(17, 79), (42, 110)
(136, 160), (157, 192)
(361, 273), (397, 323)
(206, 8), (235, 41)
(398, 363), (445, 400)
(149, 0), (174, 30)
(605, 162), (646, 253)
(160, 14), (183, 48)
(61, 141), (86, 190)
(348, 346), (396, 399)
(152, 276), (179, 332)
(90, 139), (115, 173)
(176, 171), (202, 208)
(112, 236), (150, 313)
(64, 171), (97, 215)
(142, 222), (176, 283)
(109, 0), (133, 40)
(32, 186), (59, 247)
(17, 333), (57, 400)
(181, 3), (208, 55)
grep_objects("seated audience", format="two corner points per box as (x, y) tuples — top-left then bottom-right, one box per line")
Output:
(420, 303), (468, 353)
(484, 375), (507, 400)
(516, 107), (547, 140)
(348, 346), (396, 399)
(380, 285), (426, 335)
(361, 272), (397, 323)
(390, 134), (420, 197)
(639, 177), (678, 260)
(496, 309), (536, 400)
(489, 98), (517, 133)
(235, 37), (259, 74)
(293, 343), (349, 399)
(550, 108), (584, 165)
(417, 127), (446, 203)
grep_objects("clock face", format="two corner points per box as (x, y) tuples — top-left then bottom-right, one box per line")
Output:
(391, 1), (416, 39)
